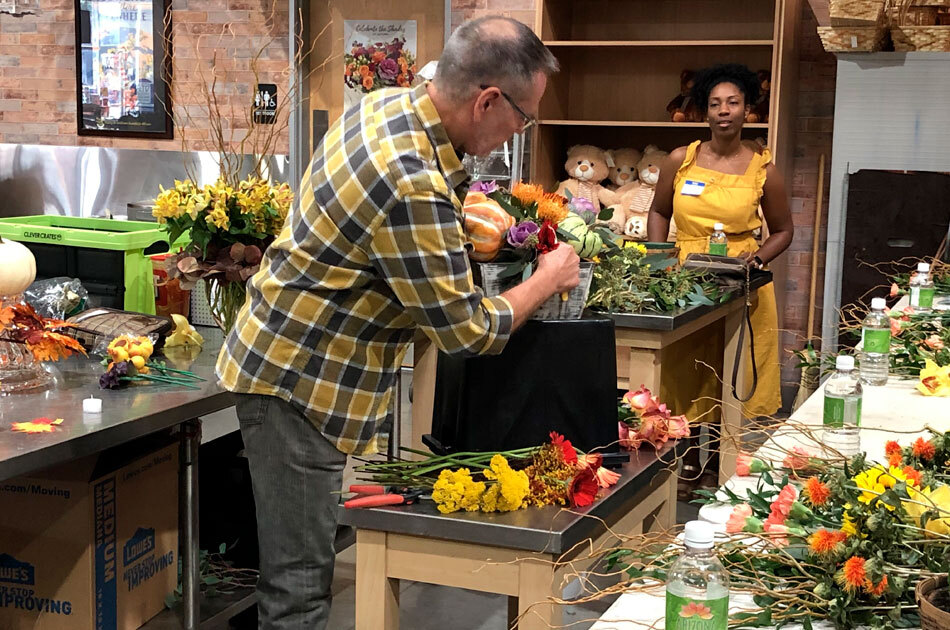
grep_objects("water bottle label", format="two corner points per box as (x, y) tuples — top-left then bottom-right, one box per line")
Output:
(666, 593), (729, 630)
(863, 329), (890, 354)
(920, 287), (935, 308)
(709, 243), (728, 256)
(910, 287), (920, 307)
(824, 396), (862, 428)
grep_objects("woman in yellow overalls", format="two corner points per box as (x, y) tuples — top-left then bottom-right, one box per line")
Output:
(648, 64), (793, 482)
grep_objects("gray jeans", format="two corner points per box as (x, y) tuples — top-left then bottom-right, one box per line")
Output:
(236, 393), (347, 630)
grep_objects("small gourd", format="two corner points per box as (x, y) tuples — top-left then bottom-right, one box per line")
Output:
(463, 192), (515, 262)
(559, 212), (603, 259)
(0, 237), (37, 296)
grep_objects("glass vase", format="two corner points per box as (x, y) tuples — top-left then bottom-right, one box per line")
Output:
(0, 295), (52, 395)
(203, 278), (248, 335)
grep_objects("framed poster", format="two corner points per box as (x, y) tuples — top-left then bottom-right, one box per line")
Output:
(74, 0), (172, 138)
(342, 19), (417, 111)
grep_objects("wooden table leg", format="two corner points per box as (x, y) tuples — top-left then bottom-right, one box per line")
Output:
(355, 530), (399, 630)
(410, 338), (437, 456)
(656, 467), (680, 529)
(719, 305), (746, 485)
(628, 347), (663, 393)
(515, 558), (559, 630)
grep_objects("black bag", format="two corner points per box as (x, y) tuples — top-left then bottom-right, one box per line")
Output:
(682, 254), (766, 403)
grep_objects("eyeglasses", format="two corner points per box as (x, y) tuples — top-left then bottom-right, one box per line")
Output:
(480, 85), (537, 133)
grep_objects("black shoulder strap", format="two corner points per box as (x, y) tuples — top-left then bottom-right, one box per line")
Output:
(732, 267), (758, 403)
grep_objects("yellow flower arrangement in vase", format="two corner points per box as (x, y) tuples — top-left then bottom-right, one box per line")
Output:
(153, 176), (293, 333)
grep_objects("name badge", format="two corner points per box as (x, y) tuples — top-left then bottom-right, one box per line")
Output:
(680, 180), (706, 196)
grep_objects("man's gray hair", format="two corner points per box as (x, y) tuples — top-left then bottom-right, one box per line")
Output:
(434, 17), (559, 102)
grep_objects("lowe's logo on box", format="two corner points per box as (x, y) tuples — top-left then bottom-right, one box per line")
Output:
(0, 554), (35, 586)
(123, 527), (155, 566)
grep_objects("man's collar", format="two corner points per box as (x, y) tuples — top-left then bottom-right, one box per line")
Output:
(410, 83), (470, 196)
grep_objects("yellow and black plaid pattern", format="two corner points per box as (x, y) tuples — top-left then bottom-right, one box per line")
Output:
(216, 84), (514, 455)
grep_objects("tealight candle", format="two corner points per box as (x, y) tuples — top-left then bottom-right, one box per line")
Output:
(83, 397), (102, 414)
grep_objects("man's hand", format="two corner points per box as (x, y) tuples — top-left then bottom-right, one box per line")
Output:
(536, 244), (581, 295)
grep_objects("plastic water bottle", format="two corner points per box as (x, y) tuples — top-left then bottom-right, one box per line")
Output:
(666, 521), (729, 630)
(823, 355), (862, 457)
(860, 297), (890, 386)
(909, 262), (935, 312)
(709, 222), (728, 256)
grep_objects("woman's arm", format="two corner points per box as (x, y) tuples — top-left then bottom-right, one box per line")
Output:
(647, 147), (688, 241)
(747, 162), (794, 266)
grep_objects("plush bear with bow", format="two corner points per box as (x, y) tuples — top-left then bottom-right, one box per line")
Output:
(605, 148), (642, 192)
(609, 146), (677, 240)
(556, 145), (619, 211)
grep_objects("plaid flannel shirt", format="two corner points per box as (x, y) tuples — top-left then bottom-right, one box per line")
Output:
(216, 83), (514, 455)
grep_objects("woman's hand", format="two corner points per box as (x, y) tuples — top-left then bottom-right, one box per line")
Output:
(739, 251), (765, 269)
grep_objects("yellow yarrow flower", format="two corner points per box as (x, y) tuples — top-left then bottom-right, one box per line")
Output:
(432, 468), (485, 514)
(482, 454), (529, 512)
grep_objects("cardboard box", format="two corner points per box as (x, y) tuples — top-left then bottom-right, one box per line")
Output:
(0, 442), (178, 630)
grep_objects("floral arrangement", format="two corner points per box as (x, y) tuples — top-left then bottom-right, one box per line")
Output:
(586, 244), (721, 313)
(99, 334), (205, 390)
(355, 432), (621, 515)
(344, 37), (416, 93)
(464, 181), (617, 280)
(617, 385), (690, 450)
(888, 258), (950, 298)
(152, 177), (293, 332)
(602, 429), (950, 630)
(0, 301), (84, 362)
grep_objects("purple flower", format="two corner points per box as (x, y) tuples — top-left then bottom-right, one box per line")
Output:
(470, 180), (497, 195)
(99, 361), (131, 390)
(379, 58), (399, 80)
(507, 221), (540, 248)
(569, 197), (597, 224)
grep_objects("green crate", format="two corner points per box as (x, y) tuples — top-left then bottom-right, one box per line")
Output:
(0, 216), (182, 315)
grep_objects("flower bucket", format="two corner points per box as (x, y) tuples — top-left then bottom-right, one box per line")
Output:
(917, 575), (950, 630)
(477, 261), (594, 320)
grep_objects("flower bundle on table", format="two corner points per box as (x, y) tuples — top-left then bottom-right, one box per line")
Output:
(462, 180), (617, 278)
(0, 302), (85, 362)
(99, 334), (205, 390)
(669, 430), (950, 629)
(616, 385), (689, 450)
(344, 37), (416, 93)
(355, 432), (621, 515)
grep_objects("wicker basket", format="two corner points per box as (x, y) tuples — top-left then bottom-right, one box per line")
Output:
(891, 24), (950, 48)
(817, 25), (890, 51)
(916, 575), (950, 630)
(830, 0), (887, 26)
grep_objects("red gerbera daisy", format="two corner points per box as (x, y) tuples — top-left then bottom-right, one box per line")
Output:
(836, 556), (868, 594)
(912, 437), (936, 461)
(803, 477), (831, 507)
(549, 431), (578, 465)
(568, 467), (599, 507)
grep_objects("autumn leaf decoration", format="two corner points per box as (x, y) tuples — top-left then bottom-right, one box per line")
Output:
(0, 302), (86, 362)
(11, 417), (64, 433)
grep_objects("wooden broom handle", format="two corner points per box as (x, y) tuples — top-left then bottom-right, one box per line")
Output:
(806, 154), (825, 342)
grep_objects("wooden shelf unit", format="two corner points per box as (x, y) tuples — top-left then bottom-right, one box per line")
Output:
(543, 40), (776, 47)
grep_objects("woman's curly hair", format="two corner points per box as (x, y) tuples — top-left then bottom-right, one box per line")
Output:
(690, 63), (760, 114)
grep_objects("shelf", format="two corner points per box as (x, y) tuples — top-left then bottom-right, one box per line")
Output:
(543, 40), (774, 47)
(539, 120), (770, 129)
(141, 587), (257, 630)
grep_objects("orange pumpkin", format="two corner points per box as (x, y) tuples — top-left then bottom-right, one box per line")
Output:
(463, 192), (514, 262)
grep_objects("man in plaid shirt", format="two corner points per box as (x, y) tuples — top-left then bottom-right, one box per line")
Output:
(216, 16), (578, 629)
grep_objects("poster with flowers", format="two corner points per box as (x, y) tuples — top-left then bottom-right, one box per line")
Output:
(343, 20), (417, 110)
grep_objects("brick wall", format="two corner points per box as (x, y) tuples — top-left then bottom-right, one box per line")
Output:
(0, 0), (289, 152)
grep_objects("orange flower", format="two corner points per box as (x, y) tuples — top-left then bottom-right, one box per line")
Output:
(902, 465), (923, 487)
(912, 437), (936, 461)
(372, 50), (385, 63)
(836, 556), (868, 593)
(536, 194), (569, 225)
(0, 306), (14, 326)
(808, 528), (846, 556)
(866, 574), (888, 598)
(362, 76), (374, 90)
(885, 440), (902, 458)
(397, 74), (409, 88)
(888, 451), (903, 467)
(804, 477), (831, 507)
(358, 64), (370, 77)
(511, 182), (545, 206)
(924, 334), (945, 350)
(411, 64), (417, 73)
(398, 57), (408, 72)
(345, 62), (355, 77)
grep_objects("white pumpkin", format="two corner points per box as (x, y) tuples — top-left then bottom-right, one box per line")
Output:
(0, 237), (37, 296)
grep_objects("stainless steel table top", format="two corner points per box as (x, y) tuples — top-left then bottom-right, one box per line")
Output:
(340, 441), (683, 554)
(601, 273), (772, 331)
(0, 327), (233, 481)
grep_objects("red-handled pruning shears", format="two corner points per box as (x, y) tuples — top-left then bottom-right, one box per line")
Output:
(343, 485), (427, 509)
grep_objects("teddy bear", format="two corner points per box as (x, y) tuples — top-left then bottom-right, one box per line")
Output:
(745, 70), (771, 124)
(605, 148), (642, 192)
(608, 146), (678, 241)
(666, 70), (702, 123)
(556, 145), (619, 210)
